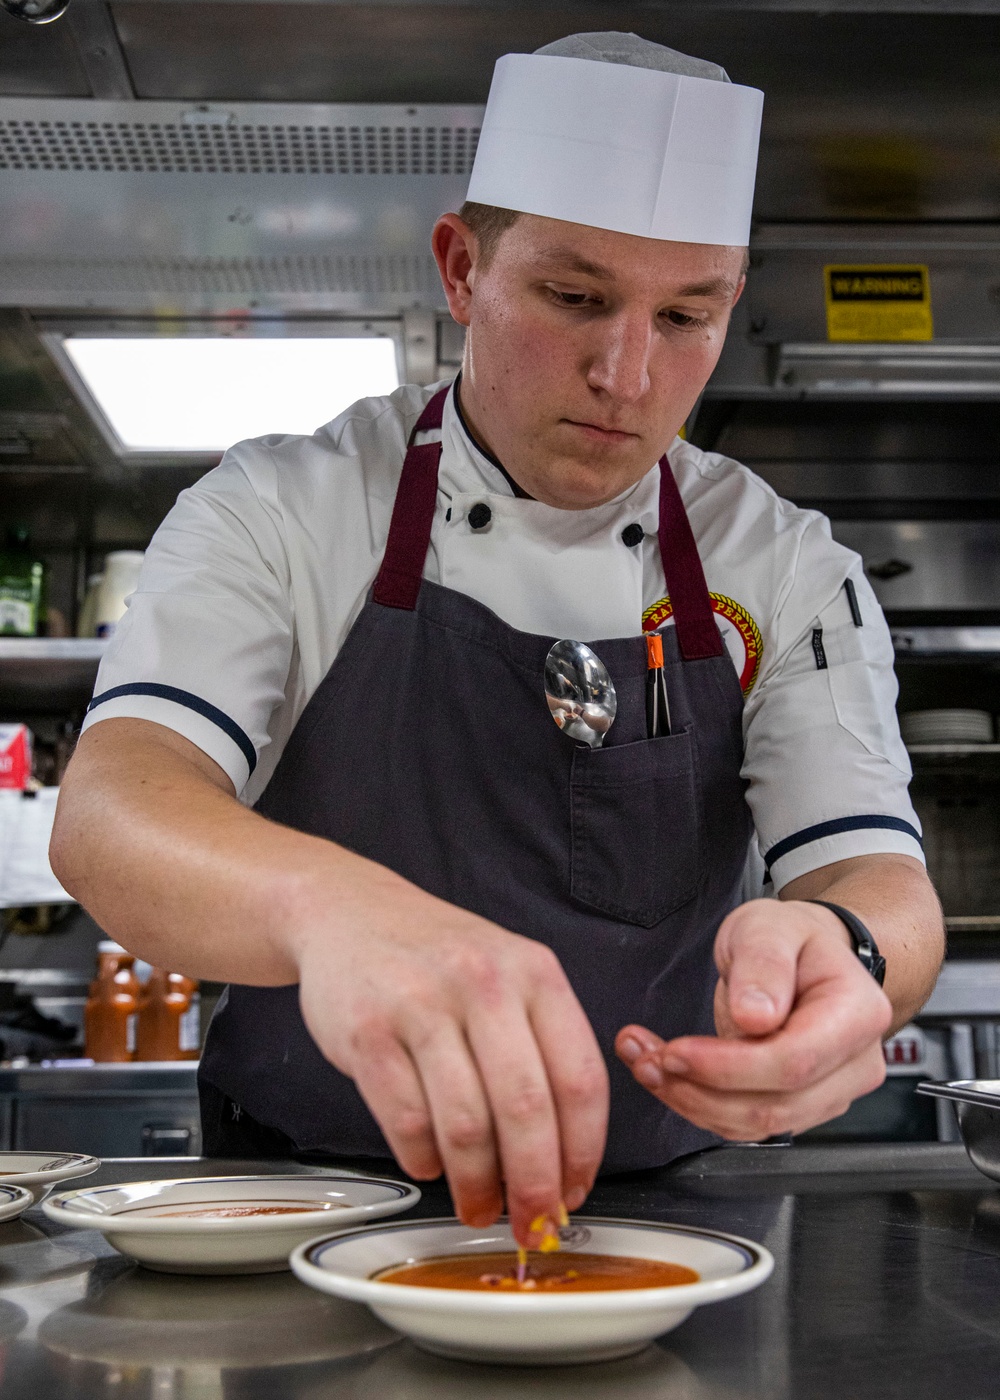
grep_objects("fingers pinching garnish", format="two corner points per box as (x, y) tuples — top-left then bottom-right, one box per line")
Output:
(516, 1204), (570, 1283)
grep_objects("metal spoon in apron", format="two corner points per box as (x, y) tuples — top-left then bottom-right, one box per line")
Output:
(544, 640), (617, 748)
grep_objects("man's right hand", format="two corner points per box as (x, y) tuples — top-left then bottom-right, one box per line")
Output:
(51, 718), (609, 1244)
(294, 876), (609, 1240)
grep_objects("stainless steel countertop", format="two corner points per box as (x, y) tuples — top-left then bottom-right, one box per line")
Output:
(0, 1144), (996, 1399)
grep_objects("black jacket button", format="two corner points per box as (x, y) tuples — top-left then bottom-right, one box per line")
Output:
(621, 523), (645, 547)
(468, 503), (492, 530)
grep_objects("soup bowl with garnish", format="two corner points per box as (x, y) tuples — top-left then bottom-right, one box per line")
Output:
(290, 1217), (774, 1365)
(43, 1173), (421, 1274)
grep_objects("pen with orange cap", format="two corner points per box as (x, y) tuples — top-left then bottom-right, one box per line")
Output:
(645, 633), (671, 739)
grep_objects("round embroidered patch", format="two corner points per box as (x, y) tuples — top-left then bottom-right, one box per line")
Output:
(642, 593), (763, 696)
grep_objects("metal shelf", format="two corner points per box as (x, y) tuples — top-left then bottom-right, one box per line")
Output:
(908, 744), (1000, 755)
(948, 917), (1000, 933)
(0, 638), (106, 714)
(907, 743), (1000, 780)
(0, 640), (105, 662)
(893, 628), (1000, 657)
(920, 961), (1000, 1019)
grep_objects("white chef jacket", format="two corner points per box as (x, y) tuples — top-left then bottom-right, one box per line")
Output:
(83, 380), (923, 892)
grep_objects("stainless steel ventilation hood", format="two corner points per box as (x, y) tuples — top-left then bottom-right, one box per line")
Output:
(3, 100), (1000, 383)
(0, 96), (478, 313)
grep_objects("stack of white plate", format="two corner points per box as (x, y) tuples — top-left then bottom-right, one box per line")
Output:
(900, 709), (995, 746)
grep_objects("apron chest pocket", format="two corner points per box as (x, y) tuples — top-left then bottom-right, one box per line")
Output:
(569, 728), (702, 928)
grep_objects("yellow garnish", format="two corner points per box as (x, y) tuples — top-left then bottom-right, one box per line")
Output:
(529, 1212), (562, 1253)
(515, 1205), (570, 1285)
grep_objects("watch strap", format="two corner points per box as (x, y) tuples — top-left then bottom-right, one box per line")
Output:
(808, 900), (887, 986)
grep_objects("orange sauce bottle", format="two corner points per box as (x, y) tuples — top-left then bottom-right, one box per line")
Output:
(84, 942), (140, 1062)
(135, 969), (199, 1061)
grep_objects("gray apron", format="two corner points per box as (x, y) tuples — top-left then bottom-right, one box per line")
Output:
(200, 385), (752, 1172)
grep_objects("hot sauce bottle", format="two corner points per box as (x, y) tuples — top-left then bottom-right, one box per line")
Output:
(136, 969), (200, 1061)
(84, 942), (140, 1062)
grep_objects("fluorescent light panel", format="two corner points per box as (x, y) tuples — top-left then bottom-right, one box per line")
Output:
(62, 336), (401, 452)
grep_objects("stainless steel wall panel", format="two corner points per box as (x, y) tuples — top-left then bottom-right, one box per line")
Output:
(913, 788), (1000, 920)
(692, 400), (1000, 516)
(11, 1094), (201, 1155)
(754, 462), (1000, 508)
(830, 520), (1000, 611)
(747, 225), (1000, 348)
(66, 2), (136, 102)
(0, 11), (91, 99)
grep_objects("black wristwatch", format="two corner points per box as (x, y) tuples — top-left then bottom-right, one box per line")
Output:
(808, 900), (887, 986)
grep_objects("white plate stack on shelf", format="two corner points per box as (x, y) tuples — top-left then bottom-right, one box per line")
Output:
(900, 710), (995, 746)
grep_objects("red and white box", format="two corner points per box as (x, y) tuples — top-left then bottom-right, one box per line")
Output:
(0, 725), (32, 790)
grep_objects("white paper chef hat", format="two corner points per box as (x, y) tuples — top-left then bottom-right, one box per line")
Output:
(465, 32), (763, 246)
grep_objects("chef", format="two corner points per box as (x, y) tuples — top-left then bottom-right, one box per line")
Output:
(52, 32), (944, 1245)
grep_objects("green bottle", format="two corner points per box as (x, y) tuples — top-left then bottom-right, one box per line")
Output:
(0, 526), (46, 637)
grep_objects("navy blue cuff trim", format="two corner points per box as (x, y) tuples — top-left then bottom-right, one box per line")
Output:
(87, 683), (257, 777)
(765, 815), (922, 873)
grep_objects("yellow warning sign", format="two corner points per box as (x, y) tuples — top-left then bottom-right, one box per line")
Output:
(824, 264), (933, 342)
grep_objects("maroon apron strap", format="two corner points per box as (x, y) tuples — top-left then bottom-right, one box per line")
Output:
(373, 385), (450, 610)
(377, 390), (722, 659)
(657, 456), (724, 660)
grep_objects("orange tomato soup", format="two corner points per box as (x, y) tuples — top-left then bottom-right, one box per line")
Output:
(375, 1251), (699, 1292)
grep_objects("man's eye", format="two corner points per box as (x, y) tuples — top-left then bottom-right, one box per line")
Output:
(548, 288), (597, 307)
(665, 310), (704, 329)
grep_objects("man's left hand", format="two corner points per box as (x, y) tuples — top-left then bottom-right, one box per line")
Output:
(615, 899), (893, 1141)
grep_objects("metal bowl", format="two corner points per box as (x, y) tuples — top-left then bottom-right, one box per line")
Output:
(917, 1081), (1000, 1182)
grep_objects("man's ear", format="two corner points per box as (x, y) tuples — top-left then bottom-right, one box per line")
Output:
(431, 213), (478, 326)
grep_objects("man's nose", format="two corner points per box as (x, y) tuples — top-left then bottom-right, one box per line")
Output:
(585, 314), (653, 403)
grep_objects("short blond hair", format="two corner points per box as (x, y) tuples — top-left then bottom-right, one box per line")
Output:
(458, 201), (521, 265)
(459, 200), (749, 278)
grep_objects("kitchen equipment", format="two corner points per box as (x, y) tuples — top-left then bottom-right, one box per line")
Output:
(75, 573), (104, 639)
(135, 969), (199, 1062)
(900, 710), (994, 746)
(0, 1062), (201, 1156)
(84, 943), (140, 1063)
(290, 1216), (774, 1365)
(917, 1081), (1000, 1182)
(0, 527), (45, 638)
(0, 725), (31, 791)
(0, 1151), (99, 1205)
(93, 551), (145, 639)
(44, 1171), (421, 1274)
(544, 640), (617, 749)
